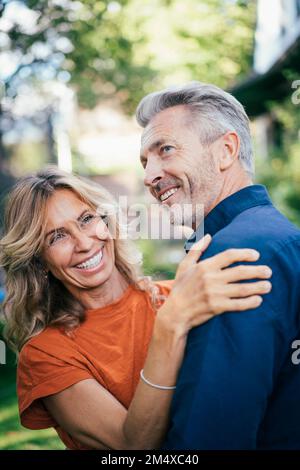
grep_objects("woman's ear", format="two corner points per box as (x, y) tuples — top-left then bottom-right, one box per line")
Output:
(219, 131), (240, 171)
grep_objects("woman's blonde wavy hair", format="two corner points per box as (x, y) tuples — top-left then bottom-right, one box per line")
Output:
(0, 166), (161, 352)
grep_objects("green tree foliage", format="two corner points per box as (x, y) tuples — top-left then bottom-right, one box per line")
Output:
(256, 93), (300, 226)
(1, 0), (156, 112)
(1, 0), (256, 113)
(123, 0), (256, 101)
(0, 0), (256, 199)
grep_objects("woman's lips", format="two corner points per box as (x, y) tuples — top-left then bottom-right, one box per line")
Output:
(73, 248), (105, 274)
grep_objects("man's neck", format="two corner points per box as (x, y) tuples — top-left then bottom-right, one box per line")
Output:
(191, 162), (253, 230)
(194, 167), (253, 231)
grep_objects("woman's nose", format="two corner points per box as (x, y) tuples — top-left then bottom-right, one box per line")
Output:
(72, 227), (94, 251)
(95, 219), (110, 240)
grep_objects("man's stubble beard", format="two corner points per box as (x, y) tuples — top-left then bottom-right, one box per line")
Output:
(170, 155), (221, 228)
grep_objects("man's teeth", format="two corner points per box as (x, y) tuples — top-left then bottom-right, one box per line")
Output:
(160, 187), (179, 202)
(76, 250), (103, 269)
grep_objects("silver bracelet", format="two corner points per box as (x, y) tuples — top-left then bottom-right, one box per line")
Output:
(140, 369), (176, 390)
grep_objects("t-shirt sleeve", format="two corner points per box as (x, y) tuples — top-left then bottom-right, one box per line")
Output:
(17, 340), (93, 429)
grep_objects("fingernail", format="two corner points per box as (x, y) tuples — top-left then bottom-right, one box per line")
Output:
(264, 282), (272, 292)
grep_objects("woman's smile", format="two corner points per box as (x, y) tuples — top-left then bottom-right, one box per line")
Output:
(73, 246), (105, 275)
(40, 188), (119, 301)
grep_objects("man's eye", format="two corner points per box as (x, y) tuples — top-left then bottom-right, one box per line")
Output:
(161, 145), (174, 153)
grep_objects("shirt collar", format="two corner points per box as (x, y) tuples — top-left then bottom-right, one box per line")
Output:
(184, 184), (273, 252)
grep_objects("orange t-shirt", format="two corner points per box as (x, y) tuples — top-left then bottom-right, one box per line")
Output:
(17, 280), (173, 450)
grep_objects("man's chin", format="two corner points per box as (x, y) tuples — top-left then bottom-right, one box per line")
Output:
(170, 200), (195, 227)
(169, 206), (192, 228)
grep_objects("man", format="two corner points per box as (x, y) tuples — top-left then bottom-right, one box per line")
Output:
(136, 82), (300, 449)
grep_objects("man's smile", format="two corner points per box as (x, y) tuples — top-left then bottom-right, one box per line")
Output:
(159, 186), (180, 202)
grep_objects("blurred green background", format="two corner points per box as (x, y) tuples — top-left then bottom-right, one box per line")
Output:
(1, 0), (300, 449)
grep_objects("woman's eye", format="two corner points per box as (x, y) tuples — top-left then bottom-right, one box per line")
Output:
(100, 214), (109, 226)
(49, 232), (65, 245)
(82, 214), (95, 224)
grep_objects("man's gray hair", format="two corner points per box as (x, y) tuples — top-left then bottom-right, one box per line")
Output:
(136, 81), (254, 176)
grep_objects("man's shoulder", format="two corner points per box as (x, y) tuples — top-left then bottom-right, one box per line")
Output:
(211, 203), (300, 256)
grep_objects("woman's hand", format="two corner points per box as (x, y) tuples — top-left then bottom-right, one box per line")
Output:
(42, 237), (272, 451)
(157, 234), (272, 338)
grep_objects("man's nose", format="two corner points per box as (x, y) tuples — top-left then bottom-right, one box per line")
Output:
(143, 157), (164, 187)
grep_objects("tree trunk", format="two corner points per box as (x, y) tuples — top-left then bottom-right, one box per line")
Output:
(0, 104), (7, 173)
(45, 108), (57, 165)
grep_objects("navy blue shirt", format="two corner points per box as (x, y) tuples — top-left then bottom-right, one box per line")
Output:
(162, 185), (300, 450)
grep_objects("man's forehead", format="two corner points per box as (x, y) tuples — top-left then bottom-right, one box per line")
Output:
(141, 121), (167, 147)
(140, 128), (174, 158)
(140, 105), (191, 150)
(141, 110), (188, 153)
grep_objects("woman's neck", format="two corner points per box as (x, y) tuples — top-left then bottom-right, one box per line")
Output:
(73, 268), (129, 310)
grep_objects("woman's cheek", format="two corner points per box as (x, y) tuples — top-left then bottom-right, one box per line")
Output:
(48, 252), (73, 276)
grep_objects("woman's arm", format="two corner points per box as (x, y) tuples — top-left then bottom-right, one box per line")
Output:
(44, 320), (186, 450)
(44, 238), (272, 450)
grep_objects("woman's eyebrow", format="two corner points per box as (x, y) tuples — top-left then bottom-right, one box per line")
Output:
(45, 208), (91, 239)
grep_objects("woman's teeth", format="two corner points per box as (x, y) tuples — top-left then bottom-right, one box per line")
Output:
(160, 187), (179, 202)
(76, 250), (103, 269)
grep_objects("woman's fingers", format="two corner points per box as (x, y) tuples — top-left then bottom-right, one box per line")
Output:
(224, 295), (263, 312)
(223, 280), (272, 298)
(205, 248), (260, 270)
(176, 234), (212, 278)
(221, 264), (272, 283)
(186, 234), (212, 262)
(170, 244), (273, 332)
(188, 295), (265, 328)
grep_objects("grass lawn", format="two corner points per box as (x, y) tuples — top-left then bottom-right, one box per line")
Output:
(0, 368), (64, 450)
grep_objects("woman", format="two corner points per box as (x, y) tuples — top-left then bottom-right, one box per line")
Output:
(0, 167), (272, 450)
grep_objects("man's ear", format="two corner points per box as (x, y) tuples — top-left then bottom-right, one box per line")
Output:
(218, 131), (240, 171)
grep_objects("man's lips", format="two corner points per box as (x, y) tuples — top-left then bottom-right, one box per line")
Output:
(156, 185), (180, 202)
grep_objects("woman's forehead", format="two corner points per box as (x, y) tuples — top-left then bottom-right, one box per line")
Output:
(45, 189), (90, 226)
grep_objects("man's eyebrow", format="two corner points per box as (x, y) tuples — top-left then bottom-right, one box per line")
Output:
(45, 208), (91, 239)
(140, 139), (167, 159)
